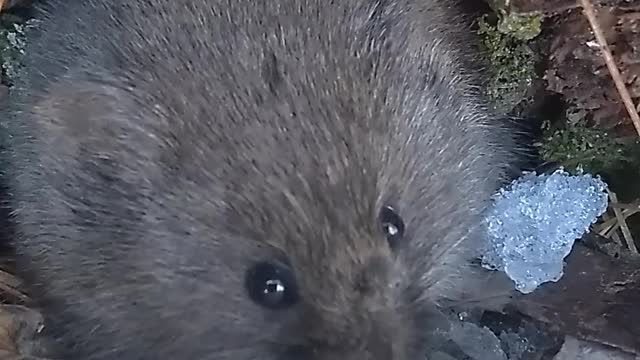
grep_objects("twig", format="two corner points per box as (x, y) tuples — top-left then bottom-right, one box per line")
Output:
(0, 270), (20, 289)
(595, 207), (639, 236)
(601, 211), (626, 245)
(600, 213), (622, 245)
(610, 228), (623, 246)
(610, 202), (640, 211)
(0, 268), (28, 303)
(0, 281), (28, 303)
(579, 0), (640, 137)
(608, 190), (639, 254)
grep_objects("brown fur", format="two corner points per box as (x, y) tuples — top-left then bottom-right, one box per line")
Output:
(1, 0), (517, 359)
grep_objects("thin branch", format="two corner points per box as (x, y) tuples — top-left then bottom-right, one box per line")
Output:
(600, 212), (623, 244)
(608, 190), (639, 254)
(595, 207), (639, 236)
(579, 0), (640, 137)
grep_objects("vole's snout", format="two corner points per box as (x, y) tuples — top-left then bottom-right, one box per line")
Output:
(354, 255), (394, 295)
(300, 311), (407, 360)
(298, 256), (409, 360)
(355, 313), (407, 360)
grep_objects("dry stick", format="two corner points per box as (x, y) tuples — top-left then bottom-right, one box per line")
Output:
(595, 207), (639, 235)
(602, 213), (625, 245)
(0, 282), (28, 303)
(610, 202), (640, 211)
(0, 270), (20, 290)
(608, 190), (639, 253)
(607, 204), (640, 233)
(600, 213), (623, 244)
(610, 228), (623, 246)
(579, 0), (640, 137)
(0, 270), (27, 303)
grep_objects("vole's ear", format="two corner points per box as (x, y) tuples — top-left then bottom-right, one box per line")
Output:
(30, 72), (167, 184)
(34, 75), (142, 153)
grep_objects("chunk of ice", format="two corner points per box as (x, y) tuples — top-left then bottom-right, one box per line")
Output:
(481, 169), (609, 294)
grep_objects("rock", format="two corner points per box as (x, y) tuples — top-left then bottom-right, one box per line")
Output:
(553, 336), (639, 360)
(0, 306), (50, 359)
(511, 239), (640, 355)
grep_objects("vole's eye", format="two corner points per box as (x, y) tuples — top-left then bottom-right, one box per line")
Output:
(245, 261), (299, 310)
(379, 205), (405, 247)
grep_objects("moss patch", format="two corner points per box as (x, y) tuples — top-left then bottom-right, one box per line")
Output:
(0, 13), (33, 86)
(477, 12), (541, 114)
(539, 120), (638, 175)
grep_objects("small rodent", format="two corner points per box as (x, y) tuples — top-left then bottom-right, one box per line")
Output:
(1, 0), (518, 359)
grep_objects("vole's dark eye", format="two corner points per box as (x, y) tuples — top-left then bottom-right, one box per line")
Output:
(379, 205), (405, 247)
(245, 261), (299, 310)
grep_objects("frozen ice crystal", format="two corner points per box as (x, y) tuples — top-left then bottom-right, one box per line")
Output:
(481, 169), (609, 294)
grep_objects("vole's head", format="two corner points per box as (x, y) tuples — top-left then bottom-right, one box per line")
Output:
(30, 14), (509, 358)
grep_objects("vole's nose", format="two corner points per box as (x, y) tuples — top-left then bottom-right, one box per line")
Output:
(299, 252), (407, 359)
(354, 255), (393, 294)
(361, 318), (404, 359)
(302, 309), (407, 360)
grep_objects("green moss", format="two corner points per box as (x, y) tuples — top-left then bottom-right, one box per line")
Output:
(483, 0), (543, 41)
(539, 121), (635, 174)
(477, 13), (541, 114)
(496, 12), (542, 41)
(0, 14), (34, 85)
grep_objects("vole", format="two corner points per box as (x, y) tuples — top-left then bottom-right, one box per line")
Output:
(1, 0), (517, 359)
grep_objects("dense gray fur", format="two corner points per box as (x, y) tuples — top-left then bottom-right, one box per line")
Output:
(1, 0), (516, 359)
